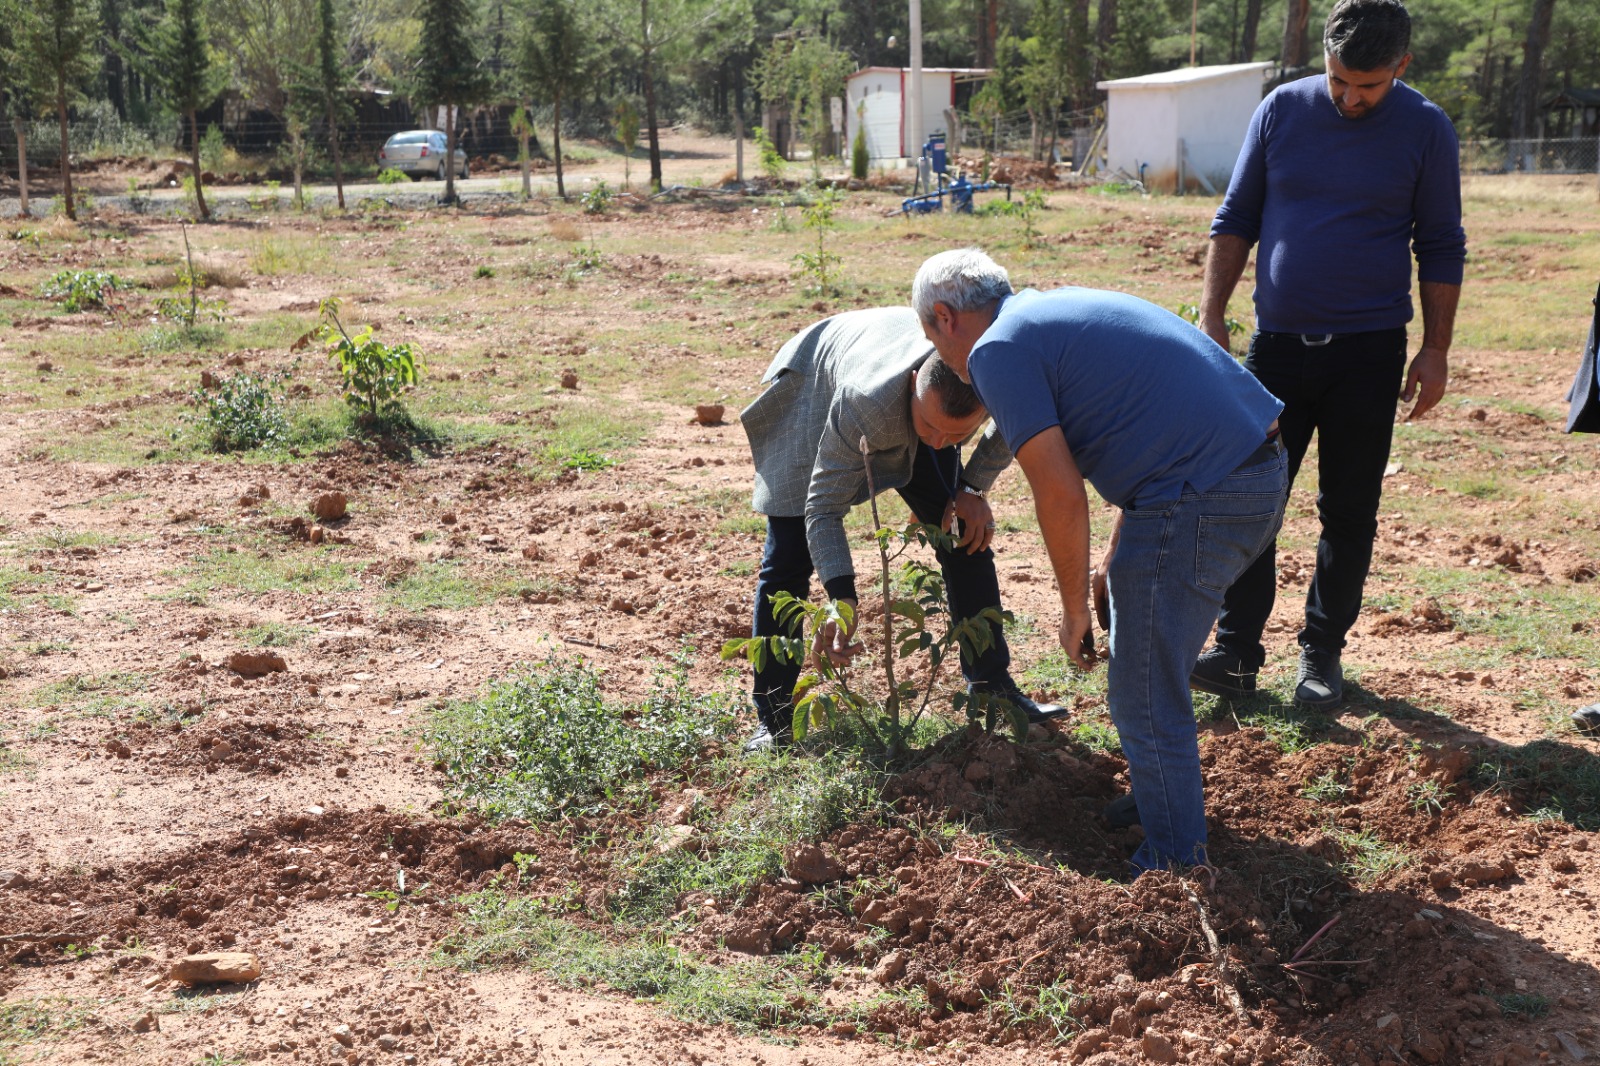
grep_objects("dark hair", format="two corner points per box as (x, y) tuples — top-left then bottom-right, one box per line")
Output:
(920, 356), (983, 419)
(1324, 0), (1411, 71)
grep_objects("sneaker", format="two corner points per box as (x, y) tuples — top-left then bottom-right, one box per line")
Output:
(741, 724), (792, 755)
(1102, 792), (1141, 828)
(970, 681), (1070, 725)
(1295, 645), (1344, 708)
(1190, 646), (1257, 698)
(1572, 703), (1600, 734)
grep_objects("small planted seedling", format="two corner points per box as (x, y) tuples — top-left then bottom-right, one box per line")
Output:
(317, 297), (421, 422)
(40, 270), (126, 313)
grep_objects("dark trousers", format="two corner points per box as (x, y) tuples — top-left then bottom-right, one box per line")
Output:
(751, 444), (1012, 730)
(1215, 328), (1407, 669)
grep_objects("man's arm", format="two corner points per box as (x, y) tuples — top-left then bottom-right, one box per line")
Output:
(1199, 234), (1252, 353)
(1402, 280), (1460, 421)
(1013, 426), (1097, 670)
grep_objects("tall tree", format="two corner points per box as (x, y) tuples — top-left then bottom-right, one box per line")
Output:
(1280, 0), (1311, 70)
(1509, 0), (1556, 158)
(518, 0), (593, 200)
(754, 35), (853, 178)
(0, 0), (35, 216)
(412, 0), (489, 204)
(291, 0), (353, 209)
(143, 0), (227, 220)
(17, 0), (101, 221)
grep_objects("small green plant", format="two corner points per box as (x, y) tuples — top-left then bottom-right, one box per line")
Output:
(561, 449), (614, 472)
(376, 167), (410, 185)
(1495, 992), (1551, 1018)
(612, 96), (640, 190)
(185, 370), (291, 452)
(1326, 826), (1410, 882)
(568, 242), (604, 273)
(850, 123), (868, 181)
(1406, 779), (1449, 816)
(317, 297), (421, 421)
(475, 265), (496, 279)
(40, 270), (126, 313)
(791, 186), (843, 297)
(125, 176), (151, 215)
(752, 126), (785, 182)
(198, 124), (227, 171)
(1302, 771), (1349, 802)
(581, 180), (613, 215)
(1013, 189), (1047, 248)
(986, 978), (1087, 1043)
(156, 224), (228, 327)
(1177, 303), (1247, 346)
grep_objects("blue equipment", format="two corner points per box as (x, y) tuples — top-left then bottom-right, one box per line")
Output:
(900, 171), (1012, 215)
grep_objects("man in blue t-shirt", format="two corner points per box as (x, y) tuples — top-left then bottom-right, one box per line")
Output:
(1195, 0), (1467, 709)
(912, 248), (1287, 874)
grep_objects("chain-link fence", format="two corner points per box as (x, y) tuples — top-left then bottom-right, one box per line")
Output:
(1461, 137), (1599, 175)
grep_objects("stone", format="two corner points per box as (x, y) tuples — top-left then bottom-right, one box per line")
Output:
(332, 1023), (354, 1047)
(168, 952), (262, 984)
(1140, 1030), (1179, 1063)
(784, 843), (844, 885)
(131, 1011), (159, 1033)
(1459, 859), (1511, 883)
(693, 404), (725, 425)
(1409, 1030), (1447, 1064)
(0, 869), (28, 890)
(871, 951), (907, 984)
(311, 492), (348, 521)
(228, 651), (287, 678)
(1069, 1028), (1110, 1062)
(560, 370), (579, 389)
(376, 1034), (401, 1051)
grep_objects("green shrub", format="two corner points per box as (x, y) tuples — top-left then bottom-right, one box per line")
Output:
(376, 168), (410, 185)
(199, 124), (227, 172)
(318, 298), (421, 420)
(40, 270), (126, 313)
(851, 125), (868, 181)
(425, 657), (736, 821)
(581, 180), (614, 215)
(186, 370), (290, 452)
(752, 127), (785, 182)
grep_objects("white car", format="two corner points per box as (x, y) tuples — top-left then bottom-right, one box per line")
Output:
(377, 130), (469, 181)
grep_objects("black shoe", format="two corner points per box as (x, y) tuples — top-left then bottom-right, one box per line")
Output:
(970, 682), (1070, 725)
(1190, 646), (1257, 698)
(1572, 703), (1600, 734)
(1102, 792), (1141, 828)
(741, 724), (792, 754)
(1295, 645), (1344, 708)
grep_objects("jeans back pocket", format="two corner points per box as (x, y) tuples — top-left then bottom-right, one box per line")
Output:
(1196, 511), (1281, 592)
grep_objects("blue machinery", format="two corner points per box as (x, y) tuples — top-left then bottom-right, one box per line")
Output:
(900, 132), (1012, 215)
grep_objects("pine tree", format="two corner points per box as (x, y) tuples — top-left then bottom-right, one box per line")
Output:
(518, 0), (592, 201)
(16, 0), (101, 221)
(290, 0), (352, 208)
(412, 0), (489, 205)
(144, 0), (228, 220)
(0, 0), (35, 215)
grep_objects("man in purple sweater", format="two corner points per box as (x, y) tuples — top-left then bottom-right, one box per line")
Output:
(1193, 0), (1466, 709)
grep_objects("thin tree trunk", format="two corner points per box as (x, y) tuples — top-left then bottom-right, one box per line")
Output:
(16, 125), (29, 217)
(328, 105), (345, 210)
(1094, 0), (1118, 83)
(1240, 0), (1263, 60)
(519, 126), (532, 199)
(1280, 0), (1311, 70)
(554, 93), (566, 200)
(292, 130), (305, 210)
(56, 83), (75, 221)
(444, 103), (457, 203)
(641, 0), (662, 192)
(1509, 0), (1556, 165)
(189, 110), (211, 220)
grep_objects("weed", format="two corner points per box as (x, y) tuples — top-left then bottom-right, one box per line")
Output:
(1237, 704), (1323, 754)
(185, 370), (291, 452)
(986, 978), (1087, 1043)
(1069, 717), (1121, 755)
(1406, 779), (1450, 817)
(475, 265), (496, 279)
(426, 656), (736, 821)
(379, 561), (523, 612)
(1326, 826), (1410, 883)
(791, 187), (842, 296)
(1472, 741), (1600, 830)
(581, 180), (614, 215)
(0, 998), (89, 1055)
(752, 127), (785, 182)
(559, 448), (614, 472)
(157, 223), (229, 328)
(1301, 771), (1349, 803)
(318, 298), (421, 422)
(40, 270), (126, 313)
(377, 167), (410, 185)
(239, 622), (315, 647)
(1495, 992), (1551, 1019)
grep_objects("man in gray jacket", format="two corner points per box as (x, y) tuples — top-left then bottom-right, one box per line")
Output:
(739, 306), (1063, 751)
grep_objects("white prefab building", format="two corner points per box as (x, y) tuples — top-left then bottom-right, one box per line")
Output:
(1095, 62), (1274, 194)
(845, 67), (989, 162)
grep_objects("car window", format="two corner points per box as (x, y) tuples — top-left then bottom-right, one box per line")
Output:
(390, 132), (429, 146)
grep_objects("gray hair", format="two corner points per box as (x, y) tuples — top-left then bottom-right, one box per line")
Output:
(911, 248), (1013, 327)
(1324, 0), (1411, 71)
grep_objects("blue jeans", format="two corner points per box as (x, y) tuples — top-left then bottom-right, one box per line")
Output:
(1215, 329), (1407, 667)
(751, 444), (1012, 732)
(1108, 442), (1288, 872)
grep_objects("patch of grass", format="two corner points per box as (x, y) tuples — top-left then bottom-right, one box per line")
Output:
(1301, 771), (1349, 803)
(714, 513), (766, 537)
(440, 891), (827, 1031)
(30, 671), (147, 711)
(0, 566), (49, 609)
(23, 529), (118, 554)
(0, 997), (90, 1058)
(177, 547), (362, 598)
(1326, 826), (1410, 883)
(238, 622), (316, 647)
(0, 740), (29, 774)
(249, 235), (331, 276)
(1472, 740), (1600, 830)
(378, 561), (525, 612)
(1068, 716), (1121, 755)
(613, 753), (883, 924)
(718, 559), (756, 578)
(1495, 992), (1551, 1019)
(1406, 779), (1449, 816)
(1233, 698), (1328, 754)
(986, 978), (1087, 1043)
(426, 656), (737, 821)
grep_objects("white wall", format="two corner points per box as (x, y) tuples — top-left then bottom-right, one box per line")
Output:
(846, 70), (958, 160)
(1099, 63), (1271, 193)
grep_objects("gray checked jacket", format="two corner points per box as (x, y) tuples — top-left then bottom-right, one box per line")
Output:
(739, 307), (1011, 586)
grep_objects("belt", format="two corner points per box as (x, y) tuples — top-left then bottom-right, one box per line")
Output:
(1260, 331), (1335, 346)
(1240, 433), (1283, 467)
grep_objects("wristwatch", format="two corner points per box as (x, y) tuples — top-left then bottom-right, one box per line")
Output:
(959, 483), (985, 499)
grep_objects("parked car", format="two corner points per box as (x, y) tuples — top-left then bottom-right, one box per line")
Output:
(376, 130), (469, 181)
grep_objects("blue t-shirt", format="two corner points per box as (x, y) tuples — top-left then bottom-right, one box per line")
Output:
(1211, 76), (1466, 335)
(968, 288), (1284, 509)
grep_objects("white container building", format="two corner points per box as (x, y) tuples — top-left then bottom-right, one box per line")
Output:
(1095, 62), (1274, 193)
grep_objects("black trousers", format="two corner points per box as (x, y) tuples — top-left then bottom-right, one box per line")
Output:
(751, 443), (1012, 730)
(1214, 328), (1407, 669)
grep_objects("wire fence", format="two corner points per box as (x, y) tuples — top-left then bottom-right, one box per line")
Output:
(1461, 137), (1599, 176)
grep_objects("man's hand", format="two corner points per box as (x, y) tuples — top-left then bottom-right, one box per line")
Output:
(1197, 311), (1234, 354)
(812, 598), (864, 669)
(1090, 564), (1110, 633)
(1402, 345), (1449, 421)
(943, 492), (995, 554)
(1060, 606), (1098, 670)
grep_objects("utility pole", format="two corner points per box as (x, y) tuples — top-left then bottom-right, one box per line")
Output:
(907, 0), (923, 165)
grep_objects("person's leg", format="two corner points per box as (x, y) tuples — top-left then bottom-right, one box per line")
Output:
(1299, 330), (1407, 653)
(751, 515), (813, 736)
(896, 443), (1011, 687)
(1211, 333), (1317, 671)
(1110, 452), (1287, 872)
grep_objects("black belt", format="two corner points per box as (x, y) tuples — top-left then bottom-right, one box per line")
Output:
(1240, 434), (1283, 467)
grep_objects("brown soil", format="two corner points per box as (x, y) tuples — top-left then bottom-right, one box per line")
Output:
(0, 163), (1597, 1066)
